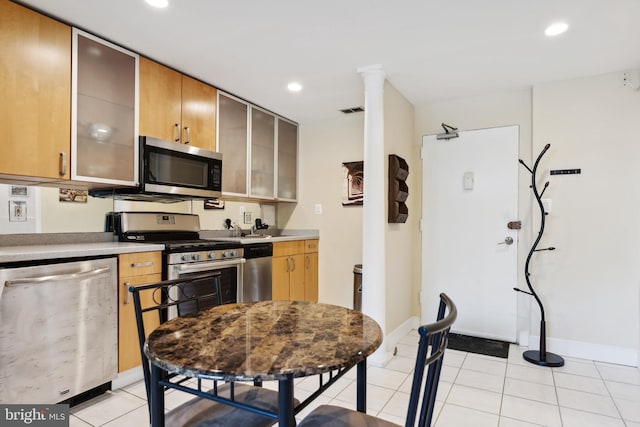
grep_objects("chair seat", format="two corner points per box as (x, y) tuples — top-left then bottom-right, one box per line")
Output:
(297, 405), (400, 427)
(166, 383), (293, 427)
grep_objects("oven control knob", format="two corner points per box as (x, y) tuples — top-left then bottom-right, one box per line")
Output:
(181, 255), (190, 262)
(192, 254), (200, 261)
(223, 251), (236, 258)
(208, 252), (217, 260)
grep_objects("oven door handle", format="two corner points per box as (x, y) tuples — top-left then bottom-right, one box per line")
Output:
(174, 258), (246, 274)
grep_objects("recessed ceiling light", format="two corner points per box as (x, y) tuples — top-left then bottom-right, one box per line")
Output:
(145, 0), (168, 8)
(287, 82), (302, 92)
(545, 22), (568, 37)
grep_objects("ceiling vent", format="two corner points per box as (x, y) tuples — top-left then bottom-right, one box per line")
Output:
(340, 106), (364, 114)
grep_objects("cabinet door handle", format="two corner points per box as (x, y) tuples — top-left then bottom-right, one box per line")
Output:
(123, 282), (131, 304)
(131, 261), (154, 268)
(305, 255), (310, 269)
(291, 257), (296, 272)
(59, 152), (67, 176)
(285, 257), (290, 272)
(184, 126), (190, 144)
(174, 123), (181, 142)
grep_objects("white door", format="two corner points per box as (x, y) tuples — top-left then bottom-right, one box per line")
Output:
(421, 126), (519, 342)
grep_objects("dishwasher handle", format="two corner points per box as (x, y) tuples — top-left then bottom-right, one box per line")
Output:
(5, 267), (111, 287)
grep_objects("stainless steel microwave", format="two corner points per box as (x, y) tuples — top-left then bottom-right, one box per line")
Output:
(140, 136), (222, 199)
(90, 136), (222, 201)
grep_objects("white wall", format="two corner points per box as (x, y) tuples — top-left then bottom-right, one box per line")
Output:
(282, 82), (419, 340)
(384, 82), (419, 334)
(279, 114), (364, 308)
(532, 72), (640, 364)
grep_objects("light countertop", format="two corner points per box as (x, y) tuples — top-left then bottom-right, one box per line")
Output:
(0, 242), (165, 264)
(199, 230), (319, 244)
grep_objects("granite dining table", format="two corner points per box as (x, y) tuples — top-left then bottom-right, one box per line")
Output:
(144, 300), (383, 427)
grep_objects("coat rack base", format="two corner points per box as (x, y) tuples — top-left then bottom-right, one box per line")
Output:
(523, 350), (565, 367)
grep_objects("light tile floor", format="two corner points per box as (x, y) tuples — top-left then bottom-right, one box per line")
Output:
(69, 330), (640, 426)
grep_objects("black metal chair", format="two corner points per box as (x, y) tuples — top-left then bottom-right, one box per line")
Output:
(297, 293), (457, 427)
(129, 271), (285, 426)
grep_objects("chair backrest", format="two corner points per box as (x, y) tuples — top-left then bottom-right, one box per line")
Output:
(405, 293), (457, 427)
(128, 271), (222, 404)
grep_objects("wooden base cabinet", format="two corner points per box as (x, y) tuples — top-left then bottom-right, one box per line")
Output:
(0, 0), (71, 182)
(272, 240), (318, 302)
(117, 252), (162, 373)
(304, 240), (319, 303)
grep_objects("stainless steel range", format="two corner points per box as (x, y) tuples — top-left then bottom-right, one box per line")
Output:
(110, 212), (245, 308)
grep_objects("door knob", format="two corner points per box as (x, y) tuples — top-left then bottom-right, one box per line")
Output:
(498, 236), (514, 245)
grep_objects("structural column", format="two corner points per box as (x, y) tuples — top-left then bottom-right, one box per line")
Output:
(358, 64), (387, 362)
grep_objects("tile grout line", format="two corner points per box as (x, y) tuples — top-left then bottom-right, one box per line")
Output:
(596, 362), (629, 425)
(551, 364), (564, 427)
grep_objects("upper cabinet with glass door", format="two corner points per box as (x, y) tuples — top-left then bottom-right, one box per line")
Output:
(72, 29), (139, 187)
(277, 118), (298, 201)
(217, 92), (249, 196)
(217, 91), (297, 201)
(250, 106), (276, 199)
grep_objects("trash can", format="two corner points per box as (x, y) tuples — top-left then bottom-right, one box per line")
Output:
(353, 264), (363, 311)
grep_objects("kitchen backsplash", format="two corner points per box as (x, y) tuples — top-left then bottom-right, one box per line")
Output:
(0, 184), (274, 235)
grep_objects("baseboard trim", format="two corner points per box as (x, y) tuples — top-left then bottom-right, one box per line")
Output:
(528, 335), (639, 367)
(368, 316), (420, 367)
(111, 366), (144, 390)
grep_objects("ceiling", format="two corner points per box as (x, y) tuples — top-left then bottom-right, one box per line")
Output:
(16, 0), (640, 124)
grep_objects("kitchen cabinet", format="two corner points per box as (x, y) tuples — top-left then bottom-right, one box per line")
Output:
(0, 0), (71, 183)
(139, 57), (217, 151)
(217, 92), (248, 195)
(250, 106), (276, 198)
(217, 91), (298, 201)
(277, 118), (298, 201)
(72, 29), (138, 186)
(272, 239), (318, 302)
(303, 239), (319, 302)
(117, 251), (162, 373)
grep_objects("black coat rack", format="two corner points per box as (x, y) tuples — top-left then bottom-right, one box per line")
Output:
(514, 144), (564, 367)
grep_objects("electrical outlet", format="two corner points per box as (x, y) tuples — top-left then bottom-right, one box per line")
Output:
(243, 212), (252, 224)
(9, 201), (27, 222)
(314, 203), (322, 215)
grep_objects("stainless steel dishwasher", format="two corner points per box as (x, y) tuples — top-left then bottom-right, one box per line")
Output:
(0, 257), (118, 404)
(241, 242), (272, 302)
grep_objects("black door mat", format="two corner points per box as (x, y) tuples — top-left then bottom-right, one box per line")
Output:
(447, 333), (510, 358)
